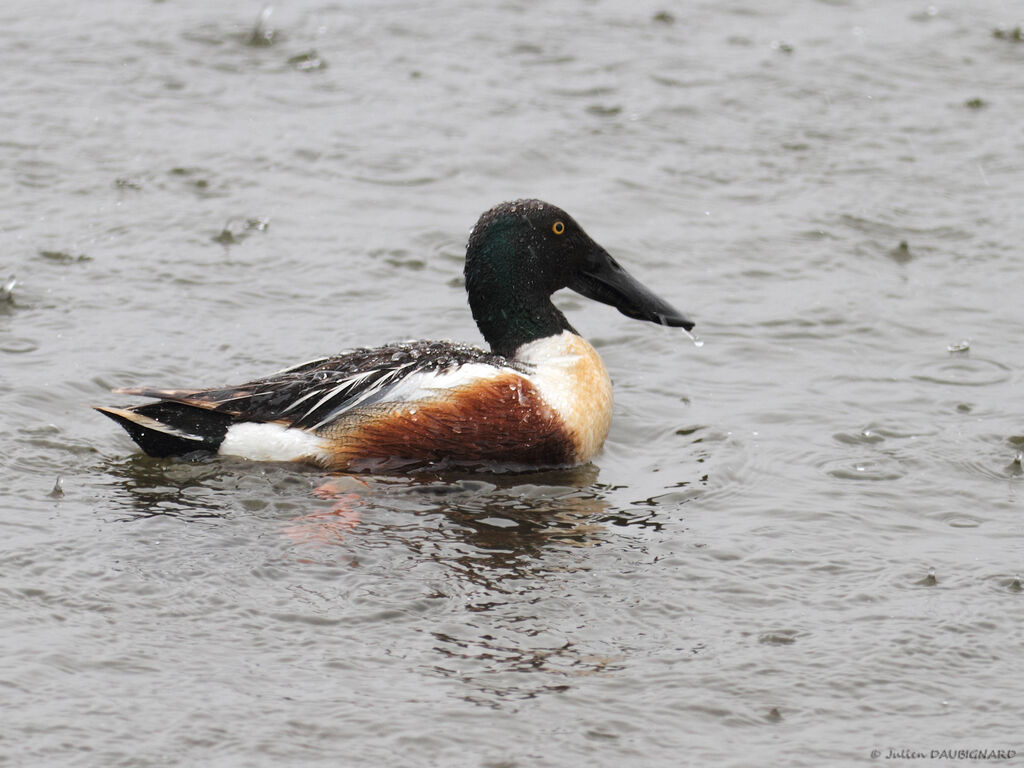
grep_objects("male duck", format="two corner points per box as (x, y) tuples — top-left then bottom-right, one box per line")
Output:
(97, 200), (694, 471)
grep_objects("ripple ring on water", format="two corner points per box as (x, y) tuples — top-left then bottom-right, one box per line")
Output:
(911, 357), (1010, 387)
(822, 457), (905, 482)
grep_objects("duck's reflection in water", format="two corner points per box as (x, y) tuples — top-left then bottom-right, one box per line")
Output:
(99, 454), (243, 521)
(284, 464), (631, 704)
(283, 463), (607, 555)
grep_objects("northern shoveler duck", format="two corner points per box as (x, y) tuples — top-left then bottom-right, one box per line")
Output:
(97, 199), (694, 471)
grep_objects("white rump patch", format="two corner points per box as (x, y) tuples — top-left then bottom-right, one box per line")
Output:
(219, 422), (329, 463)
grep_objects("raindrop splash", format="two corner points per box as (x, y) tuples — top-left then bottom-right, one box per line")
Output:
(248, 6), (277, 47)
(0, 276), (15, 302)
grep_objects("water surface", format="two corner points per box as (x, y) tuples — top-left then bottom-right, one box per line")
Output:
(2, 0), (1023, 765)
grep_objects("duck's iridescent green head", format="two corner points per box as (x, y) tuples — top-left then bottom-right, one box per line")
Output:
(464, 199), (694, 357)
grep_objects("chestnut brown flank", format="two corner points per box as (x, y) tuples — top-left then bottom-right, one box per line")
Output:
(322, 373), (575, 469)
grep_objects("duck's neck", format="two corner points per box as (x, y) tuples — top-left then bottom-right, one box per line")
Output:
(465, 240), (575, 359)
(475, 297), (576, 359)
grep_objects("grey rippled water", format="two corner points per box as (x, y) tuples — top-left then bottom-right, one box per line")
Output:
(2, 0), (1023, 766)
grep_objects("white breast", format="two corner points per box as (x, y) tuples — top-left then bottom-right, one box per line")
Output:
(515, 331), (614, 461)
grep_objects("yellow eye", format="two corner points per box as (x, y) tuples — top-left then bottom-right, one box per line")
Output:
(552, 220), (565, 235)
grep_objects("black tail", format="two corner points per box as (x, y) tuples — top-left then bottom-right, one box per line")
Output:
(95, 401), (235, 458)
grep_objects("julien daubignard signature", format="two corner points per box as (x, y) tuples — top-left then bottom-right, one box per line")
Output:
(872, 748), (1017, 761)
